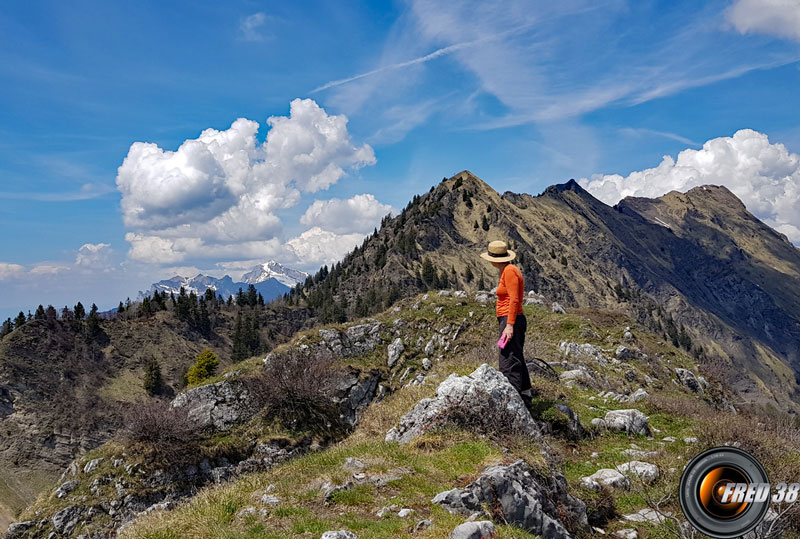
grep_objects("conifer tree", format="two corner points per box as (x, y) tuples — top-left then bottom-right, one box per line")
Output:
(117, 301), (125, 314)
(14, 311), (26, 329)
(465, 266), (474, 283)
(143, 358), (163, 396)
(45, 305), (57, 321)
(74, 302), (86, 320)
(86, 304), (100, 337)
(1, 319), (12, 338)
(421, 257), (437, 289)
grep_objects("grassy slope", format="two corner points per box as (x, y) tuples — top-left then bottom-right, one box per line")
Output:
(97, 291), (761, 539)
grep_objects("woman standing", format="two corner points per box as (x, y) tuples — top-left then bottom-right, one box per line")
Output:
(480, 240), (534, 410)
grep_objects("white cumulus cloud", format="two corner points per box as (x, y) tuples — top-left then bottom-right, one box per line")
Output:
(75, 243), (112, 266)
(300, 193), (394, 234)
(579, 129), (800, 243)
(116, 99), (376, 264)
(0, 263), (25, 280)
(287, 227), (367, 268)
(726, 0), (800, 41)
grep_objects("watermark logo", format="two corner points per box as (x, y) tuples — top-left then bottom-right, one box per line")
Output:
(680, 447), (770, 538)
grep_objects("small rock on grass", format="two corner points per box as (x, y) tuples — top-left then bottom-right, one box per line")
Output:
(321, 531), (358, 539)
(614, 529), (638, 539)
(450, 521), (496, 539)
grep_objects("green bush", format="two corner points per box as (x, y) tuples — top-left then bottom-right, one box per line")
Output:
(185, 349), (219, 385)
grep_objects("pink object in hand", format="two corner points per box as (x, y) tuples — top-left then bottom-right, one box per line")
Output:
(497, 334), (509, 348)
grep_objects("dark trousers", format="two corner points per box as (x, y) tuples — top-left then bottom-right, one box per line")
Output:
(498, 314), (532, 394)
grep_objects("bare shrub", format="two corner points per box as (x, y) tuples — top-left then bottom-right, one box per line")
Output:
(434, 386), (528, 442)
(246, 348), (346, 435)
(118, 400), (199, 457)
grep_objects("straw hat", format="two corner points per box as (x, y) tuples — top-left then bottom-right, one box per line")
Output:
(479, 240), (516, 262)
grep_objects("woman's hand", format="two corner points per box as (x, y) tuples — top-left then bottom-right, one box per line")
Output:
(502, 323), (514, 341)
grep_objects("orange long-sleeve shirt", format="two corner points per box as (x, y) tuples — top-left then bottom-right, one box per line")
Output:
(496, 263), (524, 325)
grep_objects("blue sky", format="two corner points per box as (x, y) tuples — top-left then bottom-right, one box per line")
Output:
(1, 0), (800, 319)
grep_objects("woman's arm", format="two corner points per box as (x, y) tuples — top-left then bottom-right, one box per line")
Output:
(506, 267), (521, 326)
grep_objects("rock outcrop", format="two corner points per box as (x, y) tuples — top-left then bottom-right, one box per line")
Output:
(385, 364), (540, 443)
(433, 459), (587, 538)
(171, 380), (255, 432)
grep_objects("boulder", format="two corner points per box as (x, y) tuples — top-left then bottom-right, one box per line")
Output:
(387, 338), (404, 368)
(627, 388), (649, 402)
(438, 290), (452, 297)
(171, 380), (254, 432)
(385, 364), (540, 444)
(333, 369), (382, 427)
(580, 469), (630, 491)
(551, 302), (566, 314)
(450, 521), (496, 539)
(454, 290), (467, 299)
(615, 346), (634, 360)
(52, 505), (84, 535)
(550, 403), (588, 440)
(594, 409), (651, 436)
(433, 459), (586, 538)
(344, 322), (383, 355)
(83, 457), (104, 474)
(56, 479), (80, 498)
(617, 461), (659, 484)
(614, 529), (638, 539)
(475, 293), (491, 304)
(674, 368), (706, 393)
(5, 521), (36, 538)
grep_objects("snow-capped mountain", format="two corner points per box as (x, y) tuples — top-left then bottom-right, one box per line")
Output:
(240, 260), (309, 288)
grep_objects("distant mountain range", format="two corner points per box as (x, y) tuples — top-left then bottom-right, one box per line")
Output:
(138, 260), (309, 303)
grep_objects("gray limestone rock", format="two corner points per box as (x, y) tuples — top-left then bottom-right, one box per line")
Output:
(433, 459), (586, 538)
(580, 469), (630, 491)
(617, 461), (659, 484)
(387, 338), (404, 368)
(449, 521), (496, 539)
(320, 531), (358, 539)
(385, 364), (540, 444)
(171, 380), (254, 432)
(602, 409), (651, 436)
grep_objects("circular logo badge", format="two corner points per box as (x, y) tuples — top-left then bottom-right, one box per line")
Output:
(679, 447), (770, 538)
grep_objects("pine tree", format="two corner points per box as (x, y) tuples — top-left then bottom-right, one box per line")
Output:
(45, 305), (57, 321)
(86, 304), (100, 337)
(465, 266), (474, 283)
(74, 302), (86, 320)
(117, 301), (125, 314)
(14, 311), (26, 329)
(481, 215), (489, 231)
(478, 275), (485, 290)
(1, 319), (12, 338)
(232, 312), (248, 361)
(143, 358), (163, 396)
(421, 258), (437, 289)
(34, 305), (45, 320)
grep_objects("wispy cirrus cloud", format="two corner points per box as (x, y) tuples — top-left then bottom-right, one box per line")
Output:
(239, 12), (268, 42)
(318, 0), (800, 139)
